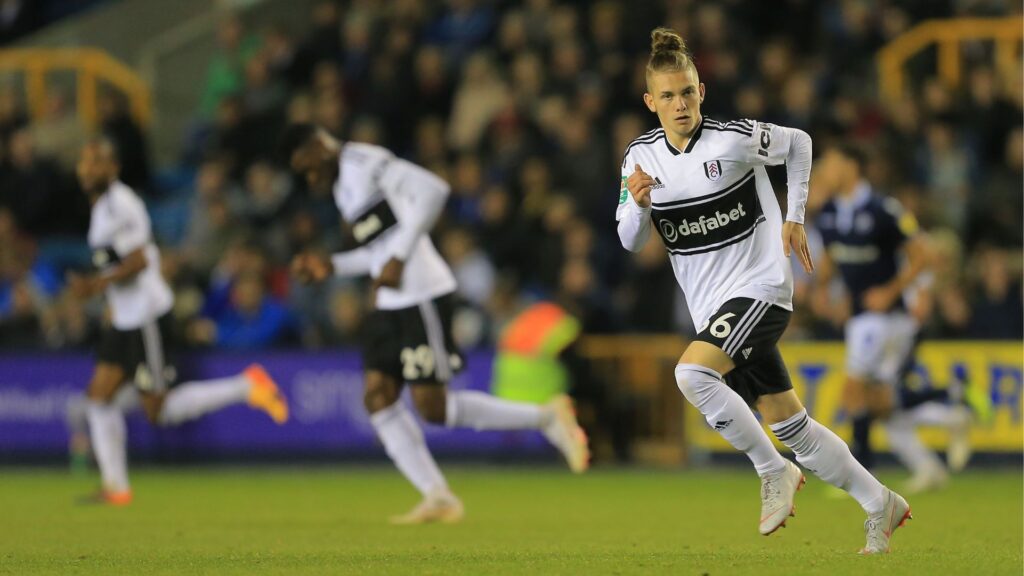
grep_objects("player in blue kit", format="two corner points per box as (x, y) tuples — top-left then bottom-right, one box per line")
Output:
(812, 143), (988, 492)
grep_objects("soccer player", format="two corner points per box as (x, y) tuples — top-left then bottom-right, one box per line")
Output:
(616, 28), (908, 554)
(281, 124), (589, 524)
(70, 137), (289, 505)
(811, 143), (982, 492)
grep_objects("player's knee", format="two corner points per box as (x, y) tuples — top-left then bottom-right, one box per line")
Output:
(411, 387), (447, 424)
(87, 369), (123, 402)
(363, 374), (400, 413)
(674, 363), (718, 405)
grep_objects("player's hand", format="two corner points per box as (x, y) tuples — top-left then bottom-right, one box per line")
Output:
(862, 284), (898, 312)
(782, 221), (814, 274)
(374, 257), (404, 290)
(290, 252), (333, 283)
(626, 164), (656, 208)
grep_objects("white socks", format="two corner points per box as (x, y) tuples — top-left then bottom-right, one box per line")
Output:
(445, 390), (548, 430)
(675, 364), (787, 477)
(158, 375), (250, 426)
(87, 400), (130, 493)
(370, 402), (449, 496)
(770, 409), (886, 515)
(885, 412), (945, 476)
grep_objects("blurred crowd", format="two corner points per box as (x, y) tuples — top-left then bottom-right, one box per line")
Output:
(0, 0), (1021, 351)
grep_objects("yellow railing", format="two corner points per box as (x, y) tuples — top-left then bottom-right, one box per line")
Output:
(878, 17), (1023, 102)
(0, 48), (150, 129)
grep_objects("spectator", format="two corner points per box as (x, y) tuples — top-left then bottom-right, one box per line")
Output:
(191, 271), (293, 349)
(448, 52), (508, 151)
(29, 89), (86, 170)
(968, 248), (1024, 339)
(440, 227), (495, 308)
(200, 14), (262, 117)
(0, 125), (85, 238)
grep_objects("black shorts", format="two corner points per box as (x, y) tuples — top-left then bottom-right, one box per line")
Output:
(693, 297), (793, 406)
(362, 294), (465, 384)
(96, 312), (178, 392)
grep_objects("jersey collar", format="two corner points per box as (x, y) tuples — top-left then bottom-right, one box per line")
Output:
(678, 116), (704, 154)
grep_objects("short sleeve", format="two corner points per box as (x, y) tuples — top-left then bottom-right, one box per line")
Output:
(111, 190), (152, 256)
(880, 197), (918, 247)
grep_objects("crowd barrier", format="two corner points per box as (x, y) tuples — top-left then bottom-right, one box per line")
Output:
(0, 341), (1019, 463)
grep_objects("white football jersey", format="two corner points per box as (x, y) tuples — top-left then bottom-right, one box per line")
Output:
(87, 181), (174, 330)
(333, 142), (456, 310)
(617, 118), (804, 330)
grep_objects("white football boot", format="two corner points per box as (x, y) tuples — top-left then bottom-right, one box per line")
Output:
(541, 395), (590, 473)
(860, 488), (912, 554)
(390, 489), (464, 525)
(759, 460), (805, 535)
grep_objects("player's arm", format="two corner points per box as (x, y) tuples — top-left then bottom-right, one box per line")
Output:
(616, 160), (655, 253)
(863, 206), (931, 312)
(69, 193), (152, 298)
(809, 244), (835, 317)
(377, 158), (450, 287)
(68, 248), (148, 298)
(738, 121), (814, 272)
(290, 248), (372, 283)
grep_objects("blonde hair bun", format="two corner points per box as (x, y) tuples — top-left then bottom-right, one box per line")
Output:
(650, 27), (687, 55)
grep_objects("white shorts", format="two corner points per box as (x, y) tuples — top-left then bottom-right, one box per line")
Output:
(844, 312), (918, 386)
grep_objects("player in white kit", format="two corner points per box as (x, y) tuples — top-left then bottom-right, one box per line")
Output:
(71, 138), (289, 505)
(281, 124), (589, 524)
(616, 28), (909, 554)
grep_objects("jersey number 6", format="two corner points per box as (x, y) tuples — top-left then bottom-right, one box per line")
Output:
(699, 312), (737, 339)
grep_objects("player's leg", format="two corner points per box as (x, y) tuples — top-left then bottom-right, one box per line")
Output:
(758, 385), (911, 554)
(679, 300), (807, 536)
(676, 301), (789, 479)
(365, 373), (461, 524)
(411, 295), (588, 471)
(84, 361), (132, 504)
(133, 315), (288, 426)
(873, 315), (951, 490)
(759, 383), (887, 514)
(844, 376), (874, 469)
(843, 314), (887, 470)
(360, 302), (455, 523)
(67, 386), (141, 474)
(149, 366), (288, 426)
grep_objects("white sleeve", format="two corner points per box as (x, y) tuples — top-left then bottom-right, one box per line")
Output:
(111, 189), (151, 256)
(616, 149), (652, 252)
(732, 121), (812, 224)
(331, 248), (373, 278)
(617, 201), (652, 253)
(380, 158), (449, 261)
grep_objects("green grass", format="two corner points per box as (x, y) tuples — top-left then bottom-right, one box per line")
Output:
(0, 466), (1020, 575)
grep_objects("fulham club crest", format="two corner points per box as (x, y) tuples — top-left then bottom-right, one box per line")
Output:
(704, 160), (723, 182)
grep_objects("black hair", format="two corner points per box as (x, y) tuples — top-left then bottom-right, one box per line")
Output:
(278, 123), (318, 167)
(830, 141), (868, 174)
(86, 134), (121, 164)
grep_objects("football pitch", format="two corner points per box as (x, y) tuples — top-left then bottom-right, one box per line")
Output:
(0, 466), (1020, 575)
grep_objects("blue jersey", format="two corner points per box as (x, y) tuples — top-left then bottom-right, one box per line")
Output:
(816, 182), (918, 315)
